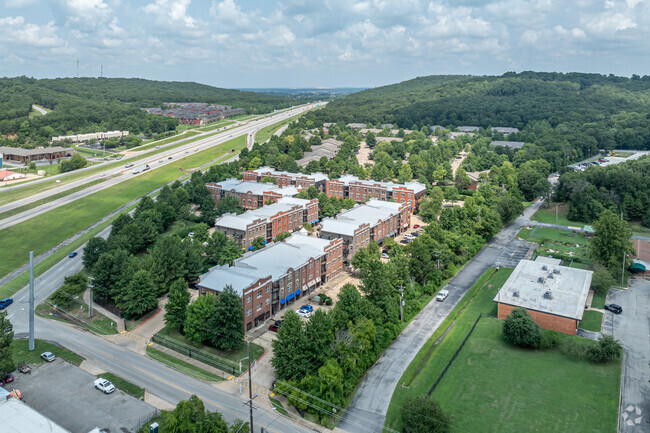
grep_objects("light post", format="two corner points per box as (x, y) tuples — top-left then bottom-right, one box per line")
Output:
(398, 285), (404, 322)
(88, 277), (94, 318)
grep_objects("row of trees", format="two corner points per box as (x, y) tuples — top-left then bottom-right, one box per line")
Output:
(60, 154), (89, 173)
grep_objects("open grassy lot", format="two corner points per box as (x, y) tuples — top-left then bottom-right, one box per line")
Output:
(146, 346), (224, 382)
(159, 220), (199, 240)
(0, 135), (246, 281)
(532, 203), (584, 227)
(255, 115), (302, 144)
(130, 130), (201, 152)
(197, 120), (236, 132)
(385, 267), (620, 433)
(579, 310), (603, 332)
(13, 338), (84, 367)
(522, 226), (587, 244)
(98, 372), (145, 399)
(36, 302), (119, 335)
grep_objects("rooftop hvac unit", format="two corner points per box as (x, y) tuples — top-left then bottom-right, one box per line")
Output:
(513, 291), (520, 297)
(543, 291), (553, 300)
(547, 273), (554, 279)
(537, 277), (545, 283)
(542, 265), (548, 271)
(553, 268), (561, 274)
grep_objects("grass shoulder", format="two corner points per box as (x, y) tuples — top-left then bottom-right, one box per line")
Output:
(98, 372), (145, 399)
(13, 338), (83, 367)
(146, 346), (225, 382)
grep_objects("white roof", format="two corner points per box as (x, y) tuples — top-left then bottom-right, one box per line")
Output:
(0, 398), (70, 433)
(320, 219), (359, 237)
(336, 175), (425, 194)
(249, 167), (328, 183)
(215, 197), (311, 231)
(320, 200), (401, 237)
(216, 179), (301, 197)
(494, 260), (593, 320)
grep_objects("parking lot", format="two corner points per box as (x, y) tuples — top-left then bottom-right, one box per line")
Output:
(4, 359), (157, 433)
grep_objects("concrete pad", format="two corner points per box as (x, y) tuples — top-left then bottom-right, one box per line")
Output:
(79, 360), (105, 375)
(145, 391), (176, 411)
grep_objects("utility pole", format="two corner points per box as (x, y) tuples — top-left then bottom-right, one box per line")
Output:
(29, 251), (35, 351)
(76, 57), (79, 78)
(398, 285), (404, 322)
(621, 251), (626, 286)
(555, 203), (558, 225)
(88, 277), (94, 318)
(247, 341), (254, 433)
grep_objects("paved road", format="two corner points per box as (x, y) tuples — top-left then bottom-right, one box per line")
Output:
(338, 200), (542, 432)
(31, 104), (48, 115)
(607, 279), (650, 432)
(0, 104), (322, 230)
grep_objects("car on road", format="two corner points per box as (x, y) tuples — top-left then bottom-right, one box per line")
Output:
(0, 298), (13, 310)
(268, 320), (283, 332)
(604, 303), (623, 314)
(168, 156), (172, 160)
(155, 146), (161, 149)
(158, 159), (163, 163)
(300, 304), (313, 313)
(0, 374), (14, 386)
(69, 251), (78, 258)
(125, 163), (134, 168)
(436, 289), (449, 302)
(296, 309), (311, 318)
(94, 378), (115, 394)
(100, 172), (107, 176)
(40, 352), (56, 362)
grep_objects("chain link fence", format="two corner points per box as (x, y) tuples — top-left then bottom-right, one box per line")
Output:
(151, 334), (240, 375)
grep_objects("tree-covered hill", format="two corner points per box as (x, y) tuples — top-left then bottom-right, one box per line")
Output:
(311, 72), (650, 150)
(0, 76), (304, 146)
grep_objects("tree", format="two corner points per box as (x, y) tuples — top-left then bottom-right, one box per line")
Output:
(120, 269), (158, 319)
(0, 311), (15, 375)
(366, 132), (376, 147)
(495, 194), (524, 224)
(193, 223), (209, 242)
(183, 241), (205, 282)
(418, 188), (444, 222)
(149, 236), (188, 296)
(252, 236), (265, 250)
(82, 236), (109, 270)
(503, 308), (541, 349)
(60, 154), (88, 172)
(207, 286), (244, 351)
(216, 196), (244, 216)
(402, 396), (450, 433)
(272, 311), (309, 380)
(184, 294), (217, 344)
(454, 168), (472, 189)
(275, 231), (291, 242)
(92, 248), (133, 302)
(165, 278), (191, 329)
(206, 231), (243, 266)
(586, 335), (622, 363)
(589, 209), (634, 277)
(590, 267), (617, 294)
(160, 394), (244, 433)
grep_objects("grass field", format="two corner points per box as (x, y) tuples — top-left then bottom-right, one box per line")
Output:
(146, 347), (224, 382)
(159, 220), (199, 240)
(130, 130), (201, 152)
(254, 115), (302, 144)
(0, 135), (246, 281)
(628, 221), (650, 236)
(197, 120), (236, 132)
(13, 338), (84, 367)
(36, 302), (119, 335)
(522, 227), (587, 244)
(579, 310), (603, 332)
(430, 319), (620, 433)
(532, 203), (585, 227)
(385, 267), (620, 433)
(98, 372), (145, 399)
(269, 396), (290, 416)
(591, 289), (608, 309)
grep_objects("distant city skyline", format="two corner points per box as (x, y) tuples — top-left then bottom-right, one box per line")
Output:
(1, 0), (649, 88)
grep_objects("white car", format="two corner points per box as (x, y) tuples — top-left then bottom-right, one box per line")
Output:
(40, 351), (56, 362)
(296, 309), (311, 318)
(94, 378), (115, 394)
(436, 289), (449, 302)
(100, 172), (107, 176)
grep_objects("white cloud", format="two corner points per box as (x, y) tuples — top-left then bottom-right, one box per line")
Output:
(4, 0), (37, 8)
(143, 0), (201, 31)
(0, 16), (66, 48)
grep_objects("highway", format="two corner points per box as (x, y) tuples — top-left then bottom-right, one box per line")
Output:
(0, 103), (322, 230)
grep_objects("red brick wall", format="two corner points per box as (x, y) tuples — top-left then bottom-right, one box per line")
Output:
(497, 303), (578, 336)
(326, 180), (344, 199)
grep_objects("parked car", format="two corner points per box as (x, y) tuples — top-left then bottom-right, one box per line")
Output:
(40, 352), (56, 362)
(436, 289), (449, 302)
(381, 252), (390, 259)
(604, 303), (623, 314)
(94, 378), (115, 394)
(188, 232), (194, 238)
(68, 251), (78, 258)
(188, 282), (198, 290)
(0, 298), (13, 310)
(400, 239), (410, 244)
(268, 320), (283, 332)
(300, 304), (313, 313)
(0, 374), (14, 386)
(296, 309), (311, 318)
(413, 224), (420, 229)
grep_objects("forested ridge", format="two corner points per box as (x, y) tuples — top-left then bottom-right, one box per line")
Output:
(310, 72), (650, 150)
(0, 76), (302, 146)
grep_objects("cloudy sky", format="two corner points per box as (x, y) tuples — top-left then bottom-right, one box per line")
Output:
(1, 0), (648, 88)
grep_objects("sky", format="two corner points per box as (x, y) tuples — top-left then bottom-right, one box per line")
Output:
(0, 0), (649, 88)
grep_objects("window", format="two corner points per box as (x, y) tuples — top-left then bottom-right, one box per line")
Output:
(246, 295), (252, 303)
(266, 298), (270, 305)
(247, 309), (252, 316)
(266, 286), (270, 293)
(257, 291), (262, 299)
(257, 304), (262, 311)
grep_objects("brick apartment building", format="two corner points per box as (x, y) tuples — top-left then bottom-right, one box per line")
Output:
(320, 199), (411, 259)
(243, 167), (329, 192)
(206, 179), (301, 210)
(494, 258), (593, 335)
(214, 196), (319, 249)
(0, 146), (74, 163)
(325, 175), (426, 208)
(197, 234), (344, 331)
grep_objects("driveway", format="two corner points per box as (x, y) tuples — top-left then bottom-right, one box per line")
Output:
(607, 279), (650, 432)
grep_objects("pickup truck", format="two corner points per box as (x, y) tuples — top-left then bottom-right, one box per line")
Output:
(94, 378), (115, 394)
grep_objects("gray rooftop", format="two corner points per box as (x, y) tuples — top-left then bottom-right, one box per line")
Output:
(494, 260), (593, 320)
(492, 127), (520, 134)
(0, 146), (74, 156)
(249, 167), (329, 183)
(0, 397), (70, 433)
(491, 140), (525, 149)
(534, 256), (563, 266)
(336, 175), (426, 195)
(215, 197), (311, 231)
(458, 126), (480, 132)
(216, 178), (299, 197)
(320, 200), (402, 237)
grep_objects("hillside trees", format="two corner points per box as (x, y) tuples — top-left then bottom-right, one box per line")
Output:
(589, 209), (635, 277)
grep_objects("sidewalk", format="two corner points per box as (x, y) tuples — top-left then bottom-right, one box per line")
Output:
(83, 288), (125, 333)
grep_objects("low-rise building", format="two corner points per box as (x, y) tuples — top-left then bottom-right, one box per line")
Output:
(320, 199), (411, 258)
(243, 167), (329, 191)
(214, 196), (319, 249)
(491, 140), (525, 149)
(51, 130), (129, 143)
(325, 175), (426, 208)
(494, 259), (593, 335)
(206, 179), (300, 210)
(0, 146), (74, 163)
(197, 234), (344, 330)
(0, 169), (27, 182)
(0, 389), (70, 433)
(491, 127), (519, 136)
(295, 138), (344, 166)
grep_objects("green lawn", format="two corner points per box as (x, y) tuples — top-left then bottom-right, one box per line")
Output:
(255, 115), (303, 144)
(197, 120), (235, 132)
(98, 372), (145, 399)
(0, 135), (246, 281)
(13, 338), (84, 367)
(532, 203), (585, 227)
(628, 221), (650, 236)
(147, 347), (224, 382)
(591, 289), (608, 309)
(385, 267), (620, 433)
(36, 302), (119, 335)
(579, 310), (603, 332)
(429, 319), (620, 433)
(269, 396), (289, 416)
(523, 227), (587, 244)
(130, 130), (201, 152)
(159, 220), (199, 240)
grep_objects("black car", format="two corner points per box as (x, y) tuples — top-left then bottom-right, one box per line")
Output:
(268, 320), (283, 332)
(604, 303), (622, 314)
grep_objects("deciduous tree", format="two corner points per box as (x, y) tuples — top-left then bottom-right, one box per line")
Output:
(165, 278), (191, 330)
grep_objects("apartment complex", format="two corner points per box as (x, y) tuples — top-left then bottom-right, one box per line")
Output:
(206, 179), (300, 210)
(214, 196), (319, 249)
(143, 103), (244, 125)
(326, 175), (426, 208)
(243, 167), (328, 192)
(320, 199), (412, 259)
(197, 234), (344, 330)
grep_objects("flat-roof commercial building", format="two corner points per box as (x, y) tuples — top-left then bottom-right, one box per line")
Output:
(0, 146), (74, 163)
(494, 260), (593, 335)
(51, 130), (129, 143)
(198, 234), (343, 330)
(326, 175), (426, 208)
(243, 167), (329, 191)
(214, 196), (319, 249)
(0, 390), (70, 433)
(320, 199), (411, 259)
(206, 179), (300, 210)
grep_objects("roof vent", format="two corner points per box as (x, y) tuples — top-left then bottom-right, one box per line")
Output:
(553, 268), (561, 274)
(542, 265), (548, 271)
(537, 277), (545, 283)
(543, 291), (553, 300)
(513, 291), (520, 298)
(547, 273), (554, 279)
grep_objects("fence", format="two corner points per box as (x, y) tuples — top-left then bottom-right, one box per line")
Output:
(151, 333), (240, 375)
(427, 313), (483, 396)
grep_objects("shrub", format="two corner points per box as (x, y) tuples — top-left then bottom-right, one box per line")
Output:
(503, 308), (541, 349)
(540, 329), (561, 349)
(402, 396), (450, 433)
(325, 298), (333, 306)
(586, 335), (622, 363)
